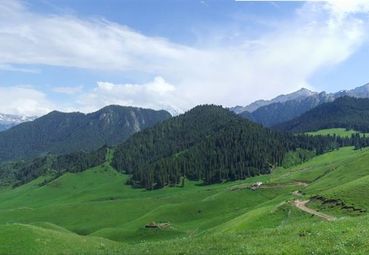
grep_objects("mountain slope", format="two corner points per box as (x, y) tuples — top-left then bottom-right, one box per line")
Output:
(231, 88), (318, 114)
(112, 105), (345, 189)
(0, 105), (171, 162)
(335, 83), (369, 98)
(236, 83), (369, 127)
(274, 96), (369, 133)
(245, 93), (333, 127)
(2, 147), (369, 254)
(113, 105), (291, 189)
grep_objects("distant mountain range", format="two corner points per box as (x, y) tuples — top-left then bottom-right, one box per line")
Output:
(232, 83), (369, 127)
(231, 88), (317, 114)
(274, 96), (369, 133)
(0, 105), (171, 162)
(2, 82), (369, 163)
(0, 114), (36, 131)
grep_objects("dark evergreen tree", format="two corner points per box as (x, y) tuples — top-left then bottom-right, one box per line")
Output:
(112, 105), (365, 190)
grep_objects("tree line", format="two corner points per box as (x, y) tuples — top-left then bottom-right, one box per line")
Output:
(0, 146), (109, 187)
(112, 105), (369, 190)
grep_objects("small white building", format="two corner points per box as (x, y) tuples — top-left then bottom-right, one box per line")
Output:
(251, 182), (263, 190)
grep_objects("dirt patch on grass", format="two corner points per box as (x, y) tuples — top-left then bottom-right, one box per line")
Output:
(294, 181), (309, 187)
(292, 190), (303, 196)
(292, 199), (336, 221)
(145, 222), (171, 229)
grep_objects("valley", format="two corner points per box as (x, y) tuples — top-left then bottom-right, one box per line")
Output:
(1, 146), (369, 254)
(2, 1), (369, 254)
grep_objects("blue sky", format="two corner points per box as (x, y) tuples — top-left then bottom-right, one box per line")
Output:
(0, 0), (369, 116)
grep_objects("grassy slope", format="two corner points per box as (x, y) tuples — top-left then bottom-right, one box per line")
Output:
(306, 128), (368, 137)
(121, 216), (369, 255)
(1, 147), (369, 254)
(0, 223), (126, 255)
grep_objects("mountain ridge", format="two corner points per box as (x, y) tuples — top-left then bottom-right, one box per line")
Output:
(232, 83), (369, 114)
(231, 88), (318, 114)
(273, 96), (369, 133)
(0, 105), (171, 162)
(234, 83), (369, 127)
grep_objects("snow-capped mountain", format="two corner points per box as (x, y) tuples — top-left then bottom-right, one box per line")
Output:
(336, 83), (369, 98)
(0, 113), (37, 131)
(233, 83), (369, 127)
(230, 88), (317, 113)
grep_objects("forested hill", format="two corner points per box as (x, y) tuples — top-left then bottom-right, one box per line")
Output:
(273, 97), (369, 133)
(0, 106), (171, 162)
(112, 105), (343, 190)
(0, 146), (109, 187)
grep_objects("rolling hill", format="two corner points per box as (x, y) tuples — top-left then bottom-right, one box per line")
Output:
(2, 104), (354, 189)
(0, 105), (171, 162)
(2, 101), (369, 254)
(1, 146), (369, 254)
(0, 146), (109, 187)
(274, 96), (369, 133)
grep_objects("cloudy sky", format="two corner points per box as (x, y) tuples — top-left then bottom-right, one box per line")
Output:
(1, 0), (369, 116)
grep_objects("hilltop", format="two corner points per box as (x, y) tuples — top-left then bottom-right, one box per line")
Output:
(112, 105), (357, 189)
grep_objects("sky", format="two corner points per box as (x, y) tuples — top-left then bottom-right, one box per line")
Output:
(1, 0), (369, 116)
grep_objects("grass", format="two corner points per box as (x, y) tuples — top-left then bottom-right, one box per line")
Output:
(0, 223), (127, 255)
(119, 215), (369, 255)
(2, 146), (369, 254)
(305, 128), (369, 137)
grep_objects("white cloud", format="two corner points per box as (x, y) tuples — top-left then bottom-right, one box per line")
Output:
(0, 64), (39, 73)
(324, 0), (369, 17)
(52, 86), (83, 95)
(0, 0), (369, 114)
(0, 1), (192, 72)
(0, 86), (53, 116)
(77, 77), (183, 114)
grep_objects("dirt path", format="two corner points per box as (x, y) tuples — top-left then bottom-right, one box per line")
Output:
(293, 200), (337, 222)
(292, 190), (303, 196)
(294, 181), (309, 187)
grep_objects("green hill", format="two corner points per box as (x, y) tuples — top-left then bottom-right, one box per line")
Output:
(274, 96), (369, 133)
(3, 106), (355, 189)
(0, 223), (126, 255)
(112, 105), (342, 189)
(1, 147), (369, 254)
(2, 106), (369, 254)
(0, 146), (109, 186)
(0, 106), (171, 162)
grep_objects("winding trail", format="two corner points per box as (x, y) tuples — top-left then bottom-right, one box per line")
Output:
(293, 200), (337, 222)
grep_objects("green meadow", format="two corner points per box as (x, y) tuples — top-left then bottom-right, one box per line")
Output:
(1, 147), (369, 254)
(306, 128), (369, 137)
